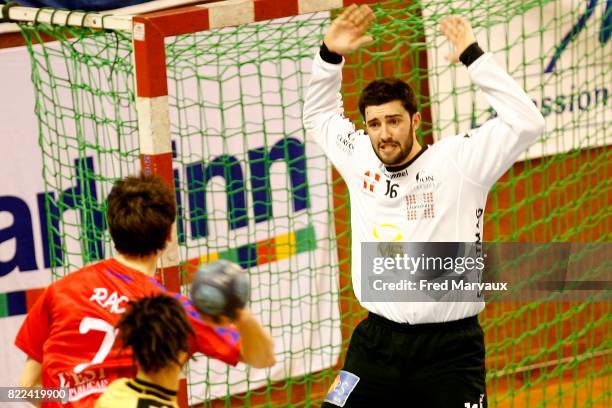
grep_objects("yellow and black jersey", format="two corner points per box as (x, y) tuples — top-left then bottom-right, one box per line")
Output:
(95, 377), (178, 408)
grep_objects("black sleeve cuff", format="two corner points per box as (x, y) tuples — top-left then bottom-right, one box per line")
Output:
(459, 42), (485, 67)
(320, 42), (343, 64)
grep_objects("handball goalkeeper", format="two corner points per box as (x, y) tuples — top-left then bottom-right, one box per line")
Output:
(303, 5), (545, 407)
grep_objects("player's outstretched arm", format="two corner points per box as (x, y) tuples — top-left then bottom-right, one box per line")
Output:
(438, 16), (545, 188)
(19, 357), (41, 388)
(200, 308), (275, 369)
(303, 4), (375, 178)
(190, 260), (275, 368)
(18, 357), (42, 407)
(234, 308), (276, 368)
(19, 356), (42, 407)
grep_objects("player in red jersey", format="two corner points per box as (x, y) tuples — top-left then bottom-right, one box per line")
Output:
(15, 174), (275, 407)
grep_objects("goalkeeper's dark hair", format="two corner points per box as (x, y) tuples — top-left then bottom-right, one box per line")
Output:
(117, 294), (194, 373)
(358, 77), (418, 118)
(107, 174), (176, 257)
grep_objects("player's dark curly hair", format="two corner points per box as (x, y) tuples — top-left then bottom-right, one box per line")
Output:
(358, 77), (418, 118)
(107, 174), (176, 257)
(117, 294), (195, 373)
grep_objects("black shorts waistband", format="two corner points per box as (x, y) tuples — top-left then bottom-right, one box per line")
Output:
(367, 313), (479, 333)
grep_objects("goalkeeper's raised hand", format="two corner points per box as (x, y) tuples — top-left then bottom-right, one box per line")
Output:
(439, 16), (478, 63)
(323, 4), (375, 56)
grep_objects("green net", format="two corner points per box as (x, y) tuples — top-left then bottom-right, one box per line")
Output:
(19, 0), (610, 406)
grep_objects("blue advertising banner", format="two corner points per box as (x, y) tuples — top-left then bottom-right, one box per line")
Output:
(10, 0), (153, 12)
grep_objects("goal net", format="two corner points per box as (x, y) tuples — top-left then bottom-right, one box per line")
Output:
(9, 0), (609, 406)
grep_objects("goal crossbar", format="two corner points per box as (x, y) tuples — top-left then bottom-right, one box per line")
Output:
(0, 0), (375, 32)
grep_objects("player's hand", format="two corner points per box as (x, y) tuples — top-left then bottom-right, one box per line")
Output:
(439, 16), (477, 63)
(323, 4), (375, 55)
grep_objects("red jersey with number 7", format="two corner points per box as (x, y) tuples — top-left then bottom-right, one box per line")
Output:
(15, 258), (241, 407)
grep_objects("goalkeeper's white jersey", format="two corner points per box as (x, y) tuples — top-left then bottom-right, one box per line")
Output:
(303, 51), (545, 324)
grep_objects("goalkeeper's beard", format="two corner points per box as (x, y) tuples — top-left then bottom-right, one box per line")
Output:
(373, 121), (414, 166)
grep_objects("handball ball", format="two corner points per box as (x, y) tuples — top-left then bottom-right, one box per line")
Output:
(190, 260), (250, 319)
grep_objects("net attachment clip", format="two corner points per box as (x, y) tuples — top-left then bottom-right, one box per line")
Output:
(1, 2), (18, 24)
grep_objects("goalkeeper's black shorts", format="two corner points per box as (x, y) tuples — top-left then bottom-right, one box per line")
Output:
(321, 313), (487, 408)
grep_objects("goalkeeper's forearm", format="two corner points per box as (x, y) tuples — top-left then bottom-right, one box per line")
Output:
(236, 309), (276, 368)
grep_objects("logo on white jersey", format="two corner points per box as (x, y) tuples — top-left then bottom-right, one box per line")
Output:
(416, 170), (434, 183)
(405, 191), (435, 220)
(372, 223), (404, 241)
(413, 170), (436, 190)
(362, 170), (381, 193)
